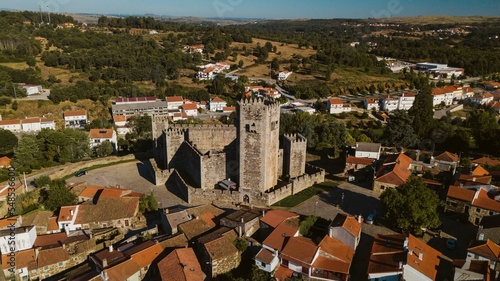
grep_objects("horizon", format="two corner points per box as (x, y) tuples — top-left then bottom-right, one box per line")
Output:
(0, 0), (499, 20)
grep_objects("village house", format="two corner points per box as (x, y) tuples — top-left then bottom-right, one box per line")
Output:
(461, 86), (476, 100)
(0, 117), (55, 133)
(19, 211), (59, 235)
(397, 92), (416, 110)
(278, 71), (292, 81)
(160, 209), (191, 235)
(157, 248), (205, 281)
(1, 248), (36, 281)
(57, 197), (140, 232)
(88, 129), (117, 151)
(367, 234), (442, 281)
(296, 106), (316, 114)
(452, 259), (495, 281)
(209, 96), (227, 112)
(445, 185), (500, 225)
(21, 84), (42, 96)
(184, 44), (204, 53)
(197, 228), (240, 277)
(0, 156), (10, 168)
(0, 183), (24, 202)
(219, 208), (262, 237)
(166, 96), (184, 110)
(379, 95), (399, 112)
(364, 98), (379, 111)
(482, 81), (500, 91)
(466, 240), (500, 275)
(223, 106), (236, 113)
(478, 215), (500, 244)
(327, 98), (351, 114)
(113, 115), (131, 135)
(354, 142), (381, 160)
(182, 103), (199, 117)
(0, 226), (36, 253)
(373, 153), (412, 193)
(64, 110), (87, 129)
(471, 92), (495, 105)
(196, 63), (230, 80)
(488, 100), (500, 114)
(430, 151), (459, 174)
(345, 156), (375, 176)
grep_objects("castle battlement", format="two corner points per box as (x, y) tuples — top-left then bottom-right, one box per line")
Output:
(169, 123), (234, 129)
(284, 133), (307, 143)
(165, 128), (187, 137)
(238, 98), (281, 111)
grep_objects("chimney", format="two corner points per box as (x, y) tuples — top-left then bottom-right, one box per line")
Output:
(102, 258), (108, 268)
(357, 215), (362, 223)
(478, 233), (485, 241)
(238, 226), (243, 238)
(262, 210), (266, 217)
(403, 237), (409, 250)
(240, 217), (244, 223)
(109, 245), (113, 253)
(418, 252), (423, 260)
(399, 261), (403, 270)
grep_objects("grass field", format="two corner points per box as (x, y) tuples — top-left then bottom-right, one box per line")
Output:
(272, 181), (337, 208)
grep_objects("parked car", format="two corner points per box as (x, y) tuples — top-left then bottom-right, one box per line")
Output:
(445, 238), (457, 250)
(75, 170), (88, 177)
(365, 210), (377, 224)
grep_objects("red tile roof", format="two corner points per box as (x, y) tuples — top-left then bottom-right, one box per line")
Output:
(33, 232), (67, 248)
(473, 189), (500, 213)
(203, 234), (238, 260)
(447, 186), (476, 202)
(1, 249), (35, 270)
(0, 119), (21, 126)
(113, 115), (130, 123)
(158, 248), (204, 281)
(375, 153), (412, 186)
(329, 98), (343, 105)
(280, 236), (318, 267)
(473, 157), (500, 167)
(468, 240), (500, 261)
(78, 186), (104, 199)
(407, 234), (441, 280)
(0, 156), (10, 167)
(368, 234), (407, 275)
(346, 156), (375, 166)
(0, 215), (20, 229)
(182, 103), (198, 111)
(434, 151), (459, 163)
(64, 110), (87, 117)
(330, 213), (362, 238)
(89, 129), (114, 139)
(472, 165), (490, 176)
(223, 106), (236, 112)
(255, 248), (276, 264)
(260, 210), (299, 228)
(37, 246), (70, 268)
(275, 266), (294, 281)
(166, 96), (184, 102)
(263, 223), (299, 251)
(318, 235), (354, 264)
(105, 259), (140, 281)
(211, 96), (225, 103)
(47, 216), (59, 232)
(130, 243), (164, 268)
(432, 85), (458, 96)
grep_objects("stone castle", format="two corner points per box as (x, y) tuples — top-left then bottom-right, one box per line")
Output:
(151, 98), (325, 206)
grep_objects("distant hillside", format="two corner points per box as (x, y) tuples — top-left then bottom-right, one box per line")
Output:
(376, 15), (500, 25)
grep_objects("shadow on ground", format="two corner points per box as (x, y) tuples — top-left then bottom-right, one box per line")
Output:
(317, 187), (381, 218)
(136, 161), (155, 185)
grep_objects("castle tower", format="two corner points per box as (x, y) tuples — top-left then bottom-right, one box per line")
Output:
(237, 98), (281, 193)
(283, 134), (307, 178)
(152, 115), (169, 168)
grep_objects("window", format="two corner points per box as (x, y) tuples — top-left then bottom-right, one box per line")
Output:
(44, 266), (48, 270)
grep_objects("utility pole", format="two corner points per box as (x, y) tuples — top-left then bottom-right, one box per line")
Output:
(23, 172), (28, 192)
(46, 6), (51, 24)
(39, 4), (44, 24)
(13, 85), (17, 100)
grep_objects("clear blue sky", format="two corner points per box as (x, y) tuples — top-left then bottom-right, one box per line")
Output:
(1, 0), (499, 19)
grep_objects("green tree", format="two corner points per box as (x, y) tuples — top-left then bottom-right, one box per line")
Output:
(95, 141), (114, 157)
(380, 176), (441, 234)
(42, 179), (77, 211)
(409, 84), (434, 139)
(0, 129), (18, 155)
(11, 100), (18, 111)
(271, 58), (280, 71)
(139, 192), (158, 213)
(382, 110), (418, 149)
(34, 175), (51, 188)
(232, 238), (248, 252)
(12, 135), (41, 173)
(299, 215), (317, 237)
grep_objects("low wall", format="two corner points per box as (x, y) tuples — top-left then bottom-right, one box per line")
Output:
(50, 154), (137, 180)
(187, 187), (240, 205)
(150, 158), (173, 186)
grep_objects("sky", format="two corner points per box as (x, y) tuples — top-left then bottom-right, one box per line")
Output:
(0, 0), (499, 19)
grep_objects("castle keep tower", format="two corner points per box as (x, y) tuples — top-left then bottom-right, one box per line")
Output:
(238, 98), (281, 193)
(283, 134), (307, 179)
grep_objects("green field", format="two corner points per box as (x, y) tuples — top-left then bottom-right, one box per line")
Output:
(272, 181), (337, 208)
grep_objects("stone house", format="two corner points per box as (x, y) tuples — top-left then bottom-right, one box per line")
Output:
(198, 228), (240, 277)
(445, 185), (500, 225)
(160, 209), (190, 235)
(1, 248), (36, 281)
(328, 213), (362, 250)
(219, 208), (262, 237)
(466, 240), (500, 274)
(158, 248), (204, 281)
(345, 156), (375, 176)
(373, 153), (412, 193)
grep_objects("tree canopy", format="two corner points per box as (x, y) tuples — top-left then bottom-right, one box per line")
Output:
(0, 129), (18, 156)
(380, 176), (442, 234)
(382, 110), (418, 149)
(409, 83), (434, 139)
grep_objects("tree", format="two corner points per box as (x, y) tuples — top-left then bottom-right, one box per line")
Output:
(409, 84), (434, 139)
(382, 110), (418, 149)
(0, 129), (18, 155)
(11, 100), (18, 111)
(139, 192), (158, 213)
(299, 215), (317, 237)
(271, 58), (280, 71)
(12, 135), (42, 173)
(380, 176), (441, 234)
(42, 179), (77, 211)
(95, 141), (114, 157)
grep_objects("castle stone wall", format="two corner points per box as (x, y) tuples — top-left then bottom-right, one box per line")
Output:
(181, 124), (237, 153)
(187, 187), (240, 205)
(175, 141), (202, 188)
(166, 128), (186, 168)
(200, 152), (227, 190)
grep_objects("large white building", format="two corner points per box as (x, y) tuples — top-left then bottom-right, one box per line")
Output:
(0, 226), (37, 253)
(432, 86), (456, 106)
(327, 98), (351, 114)
(364, 98), (379, 111)
(415, 62), (464, 78)
(209, 96), (227, 112)
(379, 96), (399, 111)
(196, 63), (230, 80)
(166, 96), (184, 110)
(397, 92), (416, 111)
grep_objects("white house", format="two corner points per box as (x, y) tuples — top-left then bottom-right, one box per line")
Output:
(380, 96), (399, 112)
(355, 142), (381, 160)
(57, 206), (81, 232)
(0, 226), (37, 253)
(209, 96), (227, 112)
(0, 117), (54, 133)
(278, 71), (292, 81)
(185, 44), (204, 53)
(466, 240), (500, 271)
(64, 110), (87, 129)
(328, 98), (344, 114)
(0, 119), (22, 132)
(166, 96), (184, 110)
(89, 129), (117, 150)
(398, 92), (415, 111)
(181, 103), (198, 117)
(196, 63), (230, 80)
(364, 98), (379, 111)
(297, 107), (316, 114)
(21, 85), (42, 96)
(113, 115), (131, 135)
(470, 92), (494, 105)
(461, 87), (475, 100)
